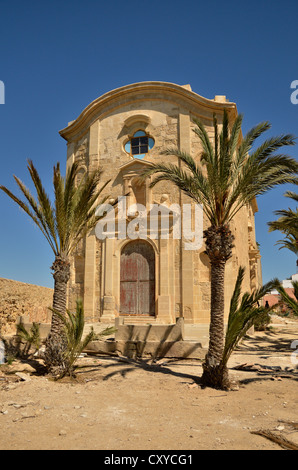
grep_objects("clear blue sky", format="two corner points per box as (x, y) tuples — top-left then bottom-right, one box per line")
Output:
(0, 0), (297, 288)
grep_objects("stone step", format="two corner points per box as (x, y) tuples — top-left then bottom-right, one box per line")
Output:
(121, 315), (158, 325)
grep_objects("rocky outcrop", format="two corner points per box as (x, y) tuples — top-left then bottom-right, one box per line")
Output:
(0, 278), (53, 335)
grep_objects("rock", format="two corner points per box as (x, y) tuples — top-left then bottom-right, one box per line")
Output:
(15, 372), (31, 382)
(9, 400), (35, 408)
(276, 425), (285, 431)
(10, 362), (36, 374)
(234, 363), (261, 371)
(230, 384), (240, 391)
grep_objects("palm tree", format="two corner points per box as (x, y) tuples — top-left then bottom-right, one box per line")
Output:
(268, 191), (298, 270)
(142, 110), (298, 389)
(0, 160), (110, 376)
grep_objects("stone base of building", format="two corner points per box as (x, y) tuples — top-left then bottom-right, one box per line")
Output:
(12, 316), (207, 360)
(85, 339), (205, 360)
(85, 316), (206, 359)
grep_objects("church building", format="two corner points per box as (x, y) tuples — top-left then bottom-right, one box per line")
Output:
(59, 82), (262, 331)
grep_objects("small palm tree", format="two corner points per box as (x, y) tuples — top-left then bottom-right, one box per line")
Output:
(268, 191), (298, 270)
(220, 267), (274, 387)
(0, 160), (111, 376)
(50, 299), (116, 378)
(16, 321), (41, 358)
(143, 110), (297, 389)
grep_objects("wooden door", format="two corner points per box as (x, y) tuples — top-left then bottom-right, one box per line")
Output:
(120, 241), (155, 315)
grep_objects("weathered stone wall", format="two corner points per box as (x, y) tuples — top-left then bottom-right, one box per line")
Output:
(0, 278), (53, 335)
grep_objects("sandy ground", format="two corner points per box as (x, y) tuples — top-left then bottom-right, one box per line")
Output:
(0, 315), (297, 451)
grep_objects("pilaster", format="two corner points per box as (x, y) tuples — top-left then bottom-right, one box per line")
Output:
(179, 111), (195, 323)
(83, 231), (96, 321)
(101, 237), (116, 322)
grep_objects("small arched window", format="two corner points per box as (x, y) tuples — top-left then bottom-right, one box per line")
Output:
(124, 130), (155, 160)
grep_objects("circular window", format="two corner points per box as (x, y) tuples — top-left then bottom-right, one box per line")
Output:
(124, 130), (155, 159)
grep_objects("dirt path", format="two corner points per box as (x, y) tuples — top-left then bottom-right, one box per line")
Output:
(0, 316), (297, 451)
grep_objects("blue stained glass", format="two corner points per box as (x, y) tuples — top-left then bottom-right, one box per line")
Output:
(134, 130), (146, 137)
(148, 138), (155, 150)
(124, 131), (154, 156)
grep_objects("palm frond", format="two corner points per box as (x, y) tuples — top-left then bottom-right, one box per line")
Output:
(276, 234), (298, 255)
(221, 267), (275, 367)
(0, 160), (111, 260)
(227, 266), (245, 329)
(228, 113), (243, 159)
(192, 117), (215, 165)
(268, 190), (298, 237)
(225, 155), (298, 223)
(141, 112), (297, 229)
(53, 162), (67, 251)
(27, 160), (58, 248)
(16, 321), (41, 356)
(237, 121), (272, 159)
(0, 179), (59, 254)
(272, 279), (298, 315)
(284, 190), (298, 203)
(142, 160), (216, 222)
(293, 281), (298, 302)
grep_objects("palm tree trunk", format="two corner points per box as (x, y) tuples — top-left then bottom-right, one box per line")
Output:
(44, 255), (71, 376)
(201, 260), (230, 389)
(50, 256), (70, 335)
(201, 225), (234, 390)
(208, 261), (226, 361)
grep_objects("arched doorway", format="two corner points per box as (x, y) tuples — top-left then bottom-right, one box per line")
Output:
(120, 240), (155, 316)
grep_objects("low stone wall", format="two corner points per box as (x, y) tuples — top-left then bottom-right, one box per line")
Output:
(85, 317), (206, 359)
(0, 278), (53, 335)
(85, 338), (205, 360)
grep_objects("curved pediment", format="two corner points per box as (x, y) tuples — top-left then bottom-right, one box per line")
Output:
(59, 81), (237, 142)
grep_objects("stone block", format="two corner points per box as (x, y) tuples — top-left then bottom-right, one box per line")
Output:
(115, 319), (183, 342)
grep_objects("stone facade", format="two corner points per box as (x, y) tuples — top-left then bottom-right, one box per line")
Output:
(59, 82), (262, 327)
